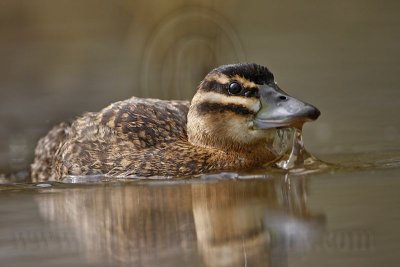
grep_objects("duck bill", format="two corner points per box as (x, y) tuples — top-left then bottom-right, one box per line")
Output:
(253, 84), (320, 129)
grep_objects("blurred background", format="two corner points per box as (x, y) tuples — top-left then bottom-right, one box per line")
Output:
(0, 0), (399, 173)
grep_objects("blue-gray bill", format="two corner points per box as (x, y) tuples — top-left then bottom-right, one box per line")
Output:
(253, 83), (320, 129)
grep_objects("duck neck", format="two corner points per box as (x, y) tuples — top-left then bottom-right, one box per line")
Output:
(187, 115), (269, 157)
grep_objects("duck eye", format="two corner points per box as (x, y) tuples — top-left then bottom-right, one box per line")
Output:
(228, 82), (242, 95)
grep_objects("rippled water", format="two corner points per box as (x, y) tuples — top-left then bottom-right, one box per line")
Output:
(1, 134), (400, 266)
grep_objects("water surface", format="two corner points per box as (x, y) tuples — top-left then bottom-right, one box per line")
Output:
(1, 150), (400, 267)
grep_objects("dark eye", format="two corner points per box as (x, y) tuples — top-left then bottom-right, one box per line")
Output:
(228, 82), (242, 95)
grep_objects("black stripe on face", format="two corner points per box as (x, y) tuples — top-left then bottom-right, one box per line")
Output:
(200, 80), (259, 98)
(196, 102), (255, 116)
(200, 80), (227, 94)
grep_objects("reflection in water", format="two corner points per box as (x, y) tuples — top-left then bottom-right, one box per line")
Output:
(35, 177), (324, 266)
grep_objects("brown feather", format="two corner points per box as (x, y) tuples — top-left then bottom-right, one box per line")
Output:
(31, 64), (279, 181)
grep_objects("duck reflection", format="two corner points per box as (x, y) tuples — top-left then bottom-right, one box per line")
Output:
(35, 176), (324, 267)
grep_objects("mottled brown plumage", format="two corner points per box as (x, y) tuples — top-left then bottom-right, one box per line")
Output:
(31, 63), (320, 182)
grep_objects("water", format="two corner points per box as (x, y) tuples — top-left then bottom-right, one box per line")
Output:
(1, 138), (400, 266)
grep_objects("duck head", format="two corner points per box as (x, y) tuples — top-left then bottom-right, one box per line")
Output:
(187, 63), (320, 153)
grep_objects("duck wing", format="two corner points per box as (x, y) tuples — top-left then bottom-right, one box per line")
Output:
(97, 97), (191, 146)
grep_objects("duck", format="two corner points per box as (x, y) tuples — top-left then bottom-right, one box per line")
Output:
(31, 63), (320, 182)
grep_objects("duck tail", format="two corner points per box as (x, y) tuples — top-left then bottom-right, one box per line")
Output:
(31, 122), (71, 183)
